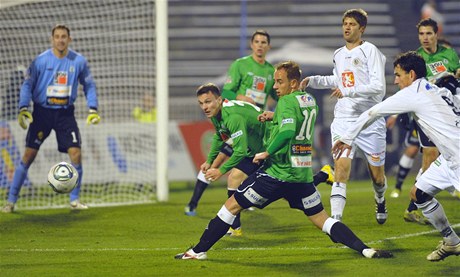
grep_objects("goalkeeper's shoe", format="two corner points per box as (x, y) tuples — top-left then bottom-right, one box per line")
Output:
(184, 205), (196, 216)
(427, 241), (460, 261)
(362, 248), (394, 259)
(320, 164), (335, 185)
(2, 202), (15, 213)
(375, 199), (388, 224)
(70, 200), (88, 210)
(403, 210), (430, 225)
(175, 248), (207, 260)
(226, 227), (242, 237)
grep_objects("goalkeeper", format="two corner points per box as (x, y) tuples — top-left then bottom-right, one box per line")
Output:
(2, 24), (100, 213)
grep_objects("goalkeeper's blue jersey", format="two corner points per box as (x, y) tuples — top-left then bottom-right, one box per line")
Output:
(19, 48), (98, 110)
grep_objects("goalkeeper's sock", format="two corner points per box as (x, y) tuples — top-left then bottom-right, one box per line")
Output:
(7, 161), (30, 203)
(188, 179), (209, 209)
(407, 200), (418, 212)
(194, 205), (234, 253)
(70, 164), (83, 202)
(313, 171), (328, 186)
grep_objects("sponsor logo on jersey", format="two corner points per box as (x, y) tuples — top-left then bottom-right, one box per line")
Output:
(341, 70), (355, 87)
(291, 144), (312, 155)
(427, 61), (447, 76)
(291, 155), (312, 167)
(296, 94), (315, 107)
(231, 130), (243, 139)
(244, 187), (267, 205)
(281, 118), (294, 127)
(302, 191), (321, 210)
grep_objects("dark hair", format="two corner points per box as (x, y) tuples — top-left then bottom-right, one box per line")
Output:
(251, 29), (270, 45)
(275, 61), (301, 82)
(393, 51), (427, 79)
(342, 9), (368, 28)
(52, 24), (70, 36)
(416, 18), (438, 34)
(196, 83), (221, 97)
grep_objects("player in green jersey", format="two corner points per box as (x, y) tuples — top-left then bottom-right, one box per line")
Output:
(185, 30), (334, 220)
(192, 83), (267, 236)
(175, 61), (393, 260)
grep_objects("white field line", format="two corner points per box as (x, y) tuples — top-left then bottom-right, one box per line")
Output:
(3, 223), (459, 252)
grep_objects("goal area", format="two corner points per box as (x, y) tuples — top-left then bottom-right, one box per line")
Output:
(0, 0), (164, 209)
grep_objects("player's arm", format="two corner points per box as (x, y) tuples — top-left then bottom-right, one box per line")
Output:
(217, 114), (249, 174)
(79, 59), (100, 125)
(17, 61), (38, 129)
(206, 133), (225, 165)
(306, 74), (338, 89)
(339, 88), (417, 145)
(341, 47), (386, 98)
(221, 61), (241, 101)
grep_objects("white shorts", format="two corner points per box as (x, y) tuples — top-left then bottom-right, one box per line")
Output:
(415, 155), (460, 196)
(331, 117), (386, 166)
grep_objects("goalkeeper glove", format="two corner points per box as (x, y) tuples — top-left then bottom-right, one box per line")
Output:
(18, 107), (33, 130)
(86, 108), (101, 125)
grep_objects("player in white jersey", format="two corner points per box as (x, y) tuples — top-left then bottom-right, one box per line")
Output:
(301, 9), (388, 224)
(333, 51), (460, 261)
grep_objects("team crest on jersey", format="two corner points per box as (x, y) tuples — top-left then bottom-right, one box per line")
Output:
(296, 94), (315, 107)
(69, 66), (75, 73)
(224, 76), (232, 84)
(55, 71), (68, 85)
(252, 76), (266, 91)
(427, 61), (447, 75)
(341, 70), (355, 87)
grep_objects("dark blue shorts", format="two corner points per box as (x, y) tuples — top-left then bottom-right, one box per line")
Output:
(234, 156), (261, 176)
(234, 170), (324, 216)
(404, 125), (420, 147)
(26, 104), (81, 153)
(413, 121), (435, 148)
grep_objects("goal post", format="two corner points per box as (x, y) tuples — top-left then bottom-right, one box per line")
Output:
(0, 0), (170, 209)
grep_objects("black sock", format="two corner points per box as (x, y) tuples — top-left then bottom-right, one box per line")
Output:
(329, 221), (368, 254)
(188, 180), (209, 209)
(193, 216), (230, 253)
(395, 166), (410, 190)
(313, 171), (328, 186)
(227, 190), (241, 229)
(407, 200), (418, 212)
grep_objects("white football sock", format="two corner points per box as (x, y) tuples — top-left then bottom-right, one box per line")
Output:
(330, 182), (346, 221)
(415, 198), (460, 245)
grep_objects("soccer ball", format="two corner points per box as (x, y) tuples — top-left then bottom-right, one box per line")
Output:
(47, 162), (79, 193)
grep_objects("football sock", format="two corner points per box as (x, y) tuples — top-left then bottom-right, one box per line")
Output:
(188, 180), (209, 209)
(373, 178), (387, 203)
(330, 182), (346, 220)
(228, 189), (241, 229)
(70, 164), (83, 202)
(323, 218), (367, 253)
(395, 154), (414, 189)
(415, 198), (460, 246)
(313, 171), (328, 186)
(194, 205), (235, 253)
(407, 200), (418, 212)
(7, 161), (29, 203)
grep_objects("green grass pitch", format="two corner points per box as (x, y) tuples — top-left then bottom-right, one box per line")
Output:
(1, 177), (459, 276)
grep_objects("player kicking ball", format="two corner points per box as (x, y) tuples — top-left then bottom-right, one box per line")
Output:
(175, 61), (393, 260)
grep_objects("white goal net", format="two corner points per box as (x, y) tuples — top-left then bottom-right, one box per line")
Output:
(0, 0), (161, 209)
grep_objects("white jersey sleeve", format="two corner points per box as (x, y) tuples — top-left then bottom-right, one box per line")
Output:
(341, 78), (460, 169)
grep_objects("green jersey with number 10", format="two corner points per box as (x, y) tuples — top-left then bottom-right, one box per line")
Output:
(264, 91), (318, 183)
